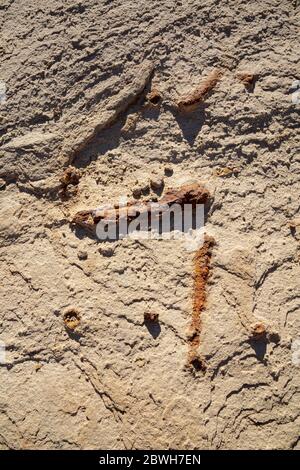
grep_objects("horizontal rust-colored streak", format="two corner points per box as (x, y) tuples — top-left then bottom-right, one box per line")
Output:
(71, 183), (211, 231)
(188, 235), (215, 372)
(177, 69), (223, 110)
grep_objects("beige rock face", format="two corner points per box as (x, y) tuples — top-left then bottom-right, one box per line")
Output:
(0, 0), (299, 450)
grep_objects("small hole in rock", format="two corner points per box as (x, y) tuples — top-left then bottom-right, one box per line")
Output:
(63, 308), (80, 330)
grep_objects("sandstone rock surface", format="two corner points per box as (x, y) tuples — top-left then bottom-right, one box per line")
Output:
(0, 0), (299, 449)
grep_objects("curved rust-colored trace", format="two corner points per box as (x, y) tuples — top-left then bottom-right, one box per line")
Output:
(188, 235), (215, 372)
(71, 182), (211, 232)
(177, 68), (223, 111)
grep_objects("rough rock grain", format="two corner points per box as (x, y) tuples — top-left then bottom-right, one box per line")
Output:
(0, 0), (299, 450)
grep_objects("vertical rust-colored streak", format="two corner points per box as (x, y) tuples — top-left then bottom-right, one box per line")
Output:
(188, 235), (215, 372)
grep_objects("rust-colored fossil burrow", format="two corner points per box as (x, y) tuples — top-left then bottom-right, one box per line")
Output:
(71, 182), (211, 231)
(177, 68), (223, 111)
(60, 165), (81, 188)
(188, 235), (215, 372)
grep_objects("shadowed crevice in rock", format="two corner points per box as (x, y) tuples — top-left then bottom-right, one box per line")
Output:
(144, 320), (161, 339)
(170, 104), (206, 146)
